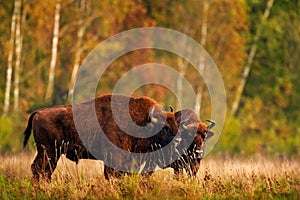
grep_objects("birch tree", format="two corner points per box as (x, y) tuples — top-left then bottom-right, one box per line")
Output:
(68, 0), (90, 102)
(231, 0), (275, 116)
(13, 0), (24, 113)
(45, 0), (61, 101)
(194, 0), (209, 116)
(176, 56), (188, 109)
(3, 0), (20, 116)
(176, 24), (190, 109)
(174, 1), (209, 112)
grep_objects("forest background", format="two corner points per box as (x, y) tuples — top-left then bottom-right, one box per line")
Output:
(0, 0), (299, 157)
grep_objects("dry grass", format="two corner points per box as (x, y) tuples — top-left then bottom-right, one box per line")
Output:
(0, 153), (299, 199)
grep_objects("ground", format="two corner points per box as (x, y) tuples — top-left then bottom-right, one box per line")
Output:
(0, 153), (299, 199)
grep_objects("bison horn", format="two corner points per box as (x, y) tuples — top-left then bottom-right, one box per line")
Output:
(149, 106), (159, 124)
(206, 119), (216, 129)
(169, 105), (174, 112)
(151, 117), (159, 124)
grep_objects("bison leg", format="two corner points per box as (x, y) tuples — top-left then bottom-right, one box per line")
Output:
(168, 161), (184, 177)
(140, 171), (153, 178)
(31, 146), (59, 182)
(173, 167), (185, 178)
(139, 161), (155, 177)
(31, 154), (42, 182)
(42, 158), (58, 182)
(104, 165), (124, 180)
(65, 144), (96, 164)
(188, 162), (200, 177)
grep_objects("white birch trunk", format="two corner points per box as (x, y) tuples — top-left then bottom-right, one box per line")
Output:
(194, 0), (209, 116)
(13, 0), (23, 113)
(3, 0), (19, 116)
(231, 0), (275, 116)
(176, 57), (187, 109)
(68, 0), (89, 102)
(45, 0), (61, 101)
(175, 24), (191, 110)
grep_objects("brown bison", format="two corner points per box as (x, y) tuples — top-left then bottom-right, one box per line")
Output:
(23, 94), (179, 181)
(167, 108), (215, 177)
(103, 108), (215, 178)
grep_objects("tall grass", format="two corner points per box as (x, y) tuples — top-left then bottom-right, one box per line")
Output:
(0, 153), (299, 199)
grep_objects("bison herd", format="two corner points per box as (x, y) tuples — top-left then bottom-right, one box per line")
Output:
(23, 94), (215, 182)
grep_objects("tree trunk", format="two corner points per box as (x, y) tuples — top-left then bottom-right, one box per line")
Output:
(13, 0), (23, 114)
(68, 0), (90, 102)
(3, 0), (20, 116)
(175, 23), (191, 110)
(45, 0), (61, 101)
(176, 56), (187, 109)
(231, 0), (275, 116)
(194, 0), (209, 116)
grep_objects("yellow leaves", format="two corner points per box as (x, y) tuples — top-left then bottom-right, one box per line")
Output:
(274, 95), (289, 109)
(207, 0), (248, 102)
(100, 0), (155, 38)
(240, 97), (265, 132)
(26, 0), (56, 49)
(273, 77), (293, 109)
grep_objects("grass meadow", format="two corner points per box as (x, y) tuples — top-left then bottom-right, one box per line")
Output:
(0, 153), (299, 199)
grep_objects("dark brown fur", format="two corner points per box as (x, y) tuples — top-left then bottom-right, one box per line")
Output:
(23, 94), (178, 181)
(168, 109), (214, 177)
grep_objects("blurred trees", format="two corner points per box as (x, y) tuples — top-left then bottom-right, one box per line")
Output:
(144, 0), (247, 114)
(232, 0), (274, 116)
(68, 0), (91, 102)
(3, 0), (24, 115)
(216, 0), (300, 156)
(0, 0), (299, 156)
(45, 0), (61, 101)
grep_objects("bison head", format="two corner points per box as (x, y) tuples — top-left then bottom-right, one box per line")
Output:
(174, 109), (214, 159)
(147, 105), (178, 148)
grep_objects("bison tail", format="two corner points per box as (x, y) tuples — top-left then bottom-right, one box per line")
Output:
(23, 111), (37, 148)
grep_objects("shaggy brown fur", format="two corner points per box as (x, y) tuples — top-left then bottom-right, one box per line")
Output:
(23, 94), (178, 181)
(102, 108), (215, 179)
(168, 109), (214, 177)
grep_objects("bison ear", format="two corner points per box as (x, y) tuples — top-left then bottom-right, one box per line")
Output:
(206, 130), (214, 139)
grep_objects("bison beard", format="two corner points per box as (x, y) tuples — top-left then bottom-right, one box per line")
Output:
(23, 94), (178, 182)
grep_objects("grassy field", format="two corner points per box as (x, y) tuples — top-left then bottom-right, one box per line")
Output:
(0, 153), (299, 199)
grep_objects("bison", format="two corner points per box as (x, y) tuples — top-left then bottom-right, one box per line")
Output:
(167, 108), (215, 177)
(23, 94), (179, 181)
(103, 108), (215, 179)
